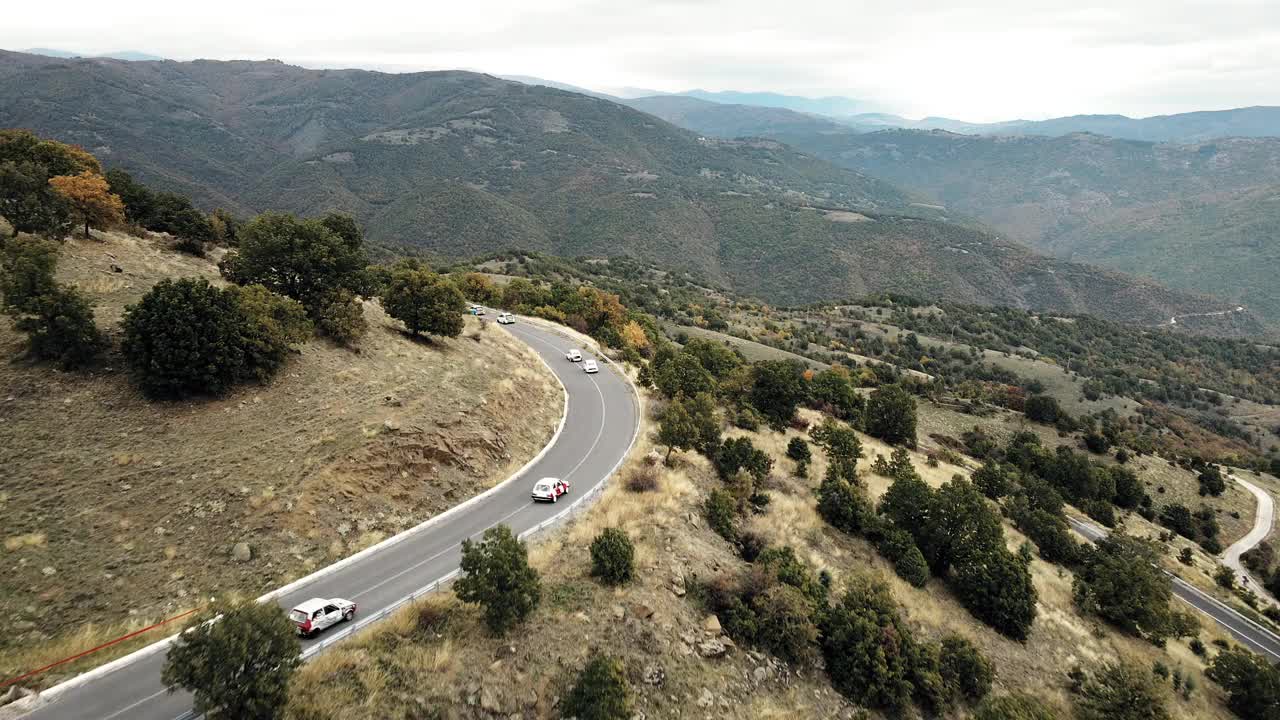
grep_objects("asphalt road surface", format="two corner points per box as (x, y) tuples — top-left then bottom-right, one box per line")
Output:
(1067, 517), (1280, 663)
(18, 320), (639, 720)
(1222, 474), (1276, 599)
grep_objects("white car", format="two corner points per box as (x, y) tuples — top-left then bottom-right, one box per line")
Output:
(531, 477), (571, 503)
(289, 597), (356, 637)
(582, 359), (599, 374)
(497, 312), (515, 324)
(566, 349), (582, 362)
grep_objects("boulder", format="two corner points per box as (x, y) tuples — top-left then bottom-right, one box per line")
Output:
(697, 638), (728, 658)
(696, 688), (715, 708)
(702, 614), (721, 634)
(231, 542), (252, 562)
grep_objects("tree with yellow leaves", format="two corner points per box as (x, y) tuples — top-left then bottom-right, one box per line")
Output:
(48, 171), (124, 238)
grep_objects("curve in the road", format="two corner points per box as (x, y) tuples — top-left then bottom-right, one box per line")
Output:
(1222, 474), (1276, 599)
(14, 319), (640, 720)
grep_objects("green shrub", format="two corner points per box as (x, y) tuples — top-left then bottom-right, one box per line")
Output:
(865, 384), (918, 447)
(454, 525), (540, 635)
(816, 476), (874, 536)
(220, 211), (366, 314)
(1024, 394), (1061, 424)
(0, 235), (58, 314)
(820, 577), (917, 711)
(226, 285), (312, 381)
(589, 528), (635, 586)
(705, 489), (739, 542)
(877, 528), (929, 587)
(561, 654), (630, 720)
(1073, 661), (1170, 720)
(312, 290), (367, 346)
(939, 634), (994, 702)
(14, 285), (105, 369)
(1206, 646), (1280, 720)
(753, 584), (819, 665)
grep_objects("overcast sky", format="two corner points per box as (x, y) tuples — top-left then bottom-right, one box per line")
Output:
(5, 0), (1278, 121)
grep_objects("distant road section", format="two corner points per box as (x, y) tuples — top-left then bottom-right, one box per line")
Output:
(1068, 517), (1280, 663)
(1222, 474), (1276, 601)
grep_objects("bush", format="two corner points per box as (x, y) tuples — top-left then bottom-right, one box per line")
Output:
(454, 525), (540, 635)
(1215, 564), (1237, 589)
(0, 235), (58, 314)
(786, 436), (811, 464)
(877, 528), (930, 587)
(865, 384), (918, 447)
(1198, 465), (1227, 497)
(220, 211), (366, 314)
(972, 462), (1013, 500)
(705, 489), (739, 542)
(1073, 535), (1187, 643)
(625, 464), (658, 492)
(561, 654), (631, 720)
(951, 544), (1038, 641)
(122, 279), (246, 398)
(13, 285), (105, 369)
(816, 476), (874, 536)
(589, 528), (635, 586)
(939, 634), (994, 702)
(1207, 646), (1280, 719)
(226, 285), (312, 380)
(974, 693), (1058, 720)
(749, 360), (807, 429)
(714, 436), (771, 482)
(753, 584), (819, 665)
(161, 600), (300, 720)
(1024, 394), (1061, 424)
(312, 290), (367, 346)
(820, 577), (917, 711)
(1073, 661), (1170, 720)
(381, 262), (466, 337)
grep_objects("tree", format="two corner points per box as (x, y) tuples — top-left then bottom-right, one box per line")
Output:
(381, 263), (466, 337)
(951, 543), (1038, 640)
(0, 129), (101, 177)
(658, 396), (698, 464)
(1024, 395), (1061, 424)
(680, 338), (743, 379)
(0, 235), (59, 314)
(122, 278), (250, 398)
(704, 489), (739, 542)
(226, 285), (313, 380)
(754, 584), (820, 665)
(879, 472), (934, 543)
(811, 366), (863, 420)
(918, 479), (1004, 575)
(786, 437), (811, 464)
(820, 577), (918, 711)
(161, 600), (301, 720)
(13, 286), (105, 369)
(714, 436), (771, 482)
(749, 360), (807, 429)
(48, 171), (124, 238)
(589, 528), (635, 585)
(1072, 535), (1188, 643)
(865, 384), (917, 447)
(1073, 661), (1170, 720)
(1206, 647), (1280, 720)
(877, 528), (930, 587)
(685, 391), (722, 455)
(972, 463), (1013, 500)
(1198, 465), (1227, 497)
(653, 351), (714, 399)
(0, 161), (72, 237)
(811, 419), (862, 484)
(939, 634), (994, 702)
(312, 289), (367, 346)
(561, 654), (631, 720)
(817, 475), (874, 535)
(220, 212), (366, 314)
(454, 525), (540, 635)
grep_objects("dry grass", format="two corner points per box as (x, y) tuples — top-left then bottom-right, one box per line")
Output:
(0, 231), (562, 688)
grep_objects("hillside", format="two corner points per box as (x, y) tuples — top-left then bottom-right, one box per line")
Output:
(0, 230), (562, 688)
(0, 50), (1240, 328)
(622, 95), (856, 137)
(761, 128), (1280, 330)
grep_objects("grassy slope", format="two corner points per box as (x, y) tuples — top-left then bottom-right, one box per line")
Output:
(281, 398), (1240, 720)
(0, 231), (562, 688)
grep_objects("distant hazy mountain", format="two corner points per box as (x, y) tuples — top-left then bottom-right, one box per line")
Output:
(679, 90), (872, 117)
(622, 95), (860, 137)
(836, 108), (1280, 142)
(500, 75), (617, 100)
(23, 47), (165, 62)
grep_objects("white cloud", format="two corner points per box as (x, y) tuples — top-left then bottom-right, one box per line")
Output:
(3, 0), (1278, 120)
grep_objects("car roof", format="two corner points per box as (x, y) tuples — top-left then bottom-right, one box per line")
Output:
(292, 597), (340, 613)
(536, 477), (560, 484)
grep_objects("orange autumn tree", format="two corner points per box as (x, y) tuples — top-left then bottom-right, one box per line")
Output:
(48, 171), (124, 238)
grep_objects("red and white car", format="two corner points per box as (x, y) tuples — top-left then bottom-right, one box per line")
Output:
(289, 597), (356, 637)
(531, 477), (570, 503)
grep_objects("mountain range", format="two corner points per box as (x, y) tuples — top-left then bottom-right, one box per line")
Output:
(0, 49), (1255, 331)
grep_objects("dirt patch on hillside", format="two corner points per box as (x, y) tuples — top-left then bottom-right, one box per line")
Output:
(0, 233), (562, 686)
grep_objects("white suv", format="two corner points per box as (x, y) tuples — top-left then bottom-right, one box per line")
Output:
(582, 359), (599, 374)
(566, 349), (582, 362)
(289, 597), (356, 637)
(497, 312), (515, 324)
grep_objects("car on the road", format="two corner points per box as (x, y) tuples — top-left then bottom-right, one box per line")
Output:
(582, 359), (599, 374)
(289, 597), (356, 637)
(497, 312), (515, 324)
(566, 349), (582, 362)
(531, 477), (571, 503)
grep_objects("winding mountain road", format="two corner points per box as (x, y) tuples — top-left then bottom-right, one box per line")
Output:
(14, 319), (640, 720)
(1222, 474), (1276, 598)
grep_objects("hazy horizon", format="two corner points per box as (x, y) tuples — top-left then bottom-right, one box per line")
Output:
(6, 0), (1279, 122)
